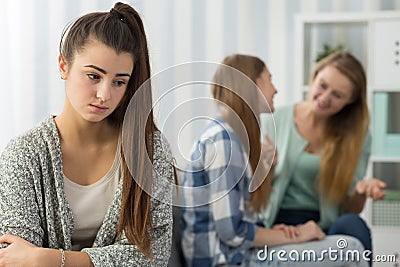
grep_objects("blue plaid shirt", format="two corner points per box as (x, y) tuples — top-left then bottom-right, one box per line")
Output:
(180, 118), (262, 267)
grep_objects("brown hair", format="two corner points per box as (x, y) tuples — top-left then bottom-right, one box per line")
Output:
(211, 54), (272, 212)
(310, 51), (369, 204)
(59, 2), (155, 258)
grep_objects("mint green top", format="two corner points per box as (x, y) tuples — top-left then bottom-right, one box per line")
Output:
(280, 151), (320, 211)
(260, 104), (371, 230)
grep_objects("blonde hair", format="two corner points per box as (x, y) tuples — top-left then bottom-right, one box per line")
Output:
(311, 51), (369, 204)
(211, 54), (272, 212)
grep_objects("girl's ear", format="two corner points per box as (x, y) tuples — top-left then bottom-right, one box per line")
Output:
(58, 54), (69, 80)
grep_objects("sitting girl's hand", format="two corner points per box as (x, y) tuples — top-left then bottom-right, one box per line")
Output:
(295, 221), (325, 243)
(272, 223), (299, 239)
(261, 134), (277, 169)
(355, 178), (386, 201)
(0, 234), (39, 267)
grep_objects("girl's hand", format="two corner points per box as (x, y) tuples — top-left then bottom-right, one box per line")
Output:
(261, 134), (277, 169)
(355, 178), (387, 201)
(0, 234), (40, 267)
(272, 223), (299, 239)
(295, 220), (325, 242)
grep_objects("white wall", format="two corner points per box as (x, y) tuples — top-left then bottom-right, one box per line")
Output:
(1, 0), (400, 158)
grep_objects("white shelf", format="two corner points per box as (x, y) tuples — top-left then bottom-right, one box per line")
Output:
(296, 11), (400, 23)
(296, 85), (400, 96)
(371, 156), (400, 162)
(371, 87), (400, 93)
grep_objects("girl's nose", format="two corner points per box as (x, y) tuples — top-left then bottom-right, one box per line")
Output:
(96, 84), (111, 103)
(317, 91), (331, 106)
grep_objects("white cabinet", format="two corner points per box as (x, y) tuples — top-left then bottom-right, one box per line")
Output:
(372, 20), (400, 89)
(295, 11), (400, 267)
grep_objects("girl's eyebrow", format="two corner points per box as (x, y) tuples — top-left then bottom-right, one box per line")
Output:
(84, 64), (131, 77)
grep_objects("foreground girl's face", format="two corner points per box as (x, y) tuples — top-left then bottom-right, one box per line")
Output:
(310, 66), (354, 117)
(61, 38), (134, 123)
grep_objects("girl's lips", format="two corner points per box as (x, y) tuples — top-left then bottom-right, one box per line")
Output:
(89, 104), (109, 113)
(315, 99), (328, 109)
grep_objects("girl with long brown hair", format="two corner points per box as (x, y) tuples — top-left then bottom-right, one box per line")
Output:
(261, 51), (386, 262)
(0, 2), (174, 266)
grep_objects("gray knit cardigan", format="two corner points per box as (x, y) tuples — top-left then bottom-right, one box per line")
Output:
(0, 116), (174, 266)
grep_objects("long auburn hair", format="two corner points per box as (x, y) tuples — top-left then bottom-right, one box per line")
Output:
(211, 54), (272, 212)
(310, 51), (369, 204)
(59, 2), (155, 259)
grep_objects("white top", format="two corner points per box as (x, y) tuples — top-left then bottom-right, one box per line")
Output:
(63, 149), (121, 251)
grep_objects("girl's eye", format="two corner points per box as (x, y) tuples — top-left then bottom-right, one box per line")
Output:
(333, 92), (342, 99)
(114, 80), (127, 87)
(320, 82), (327, 90)
(87, 73), (100, 80)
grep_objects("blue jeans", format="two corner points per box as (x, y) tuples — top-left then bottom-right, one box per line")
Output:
(328, 214), (372, 252)
(328, 214), (372, 266)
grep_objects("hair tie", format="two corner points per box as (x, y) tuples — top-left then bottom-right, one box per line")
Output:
(110, 8), (126, 23)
